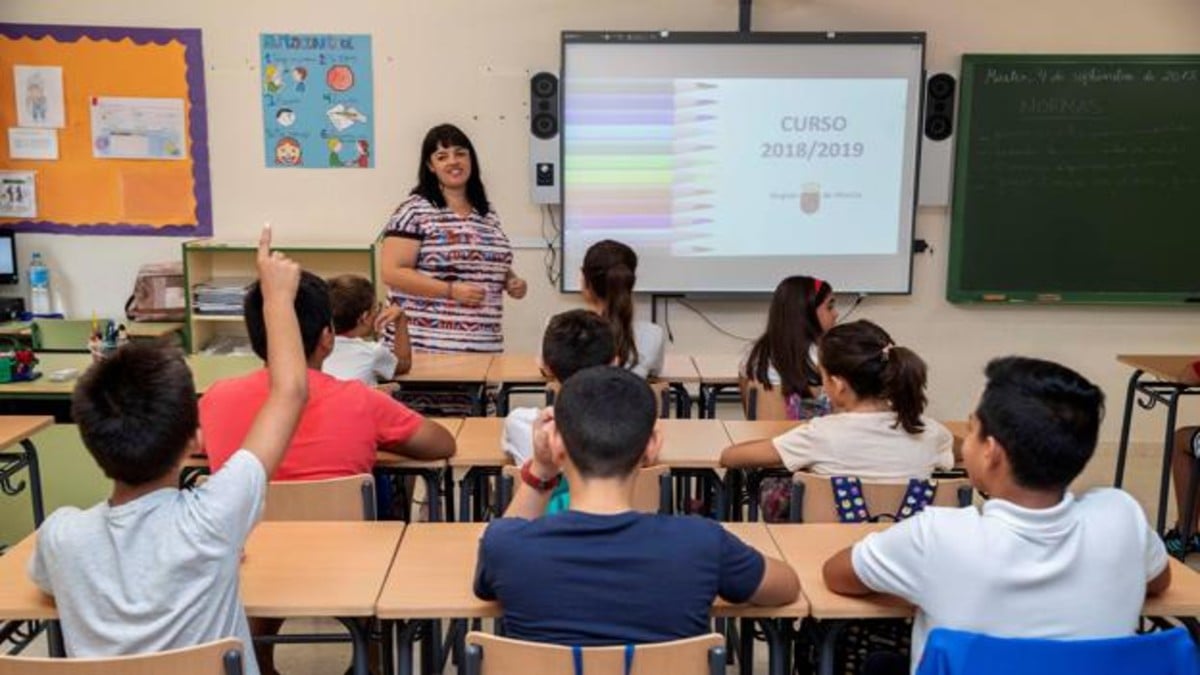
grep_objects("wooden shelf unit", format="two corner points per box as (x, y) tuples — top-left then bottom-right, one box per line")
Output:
(182, 239), (376, 353)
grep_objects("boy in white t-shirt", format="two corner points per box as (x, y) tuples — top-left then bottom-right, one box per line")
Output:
(323, 274), (411, 386)
(823, 356), (1171, 672)
(28, 226), (307, 675)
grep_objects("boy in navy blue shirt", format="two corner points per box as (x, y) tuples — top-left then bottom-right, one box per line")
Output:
(474, 366), (800, 645)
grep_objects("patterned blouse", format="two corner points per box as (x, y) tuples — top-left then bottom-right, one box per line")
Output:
(382, 194), (513, 353)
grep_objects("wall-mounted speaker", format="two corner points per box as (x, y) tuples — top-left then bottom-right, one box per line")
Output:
(923, 73), (956, 141)
(918, 72), (958, 206)
(529, 71), (561, 204)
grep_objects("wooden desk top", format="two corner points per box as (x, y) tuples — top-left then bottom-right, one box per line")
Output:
(241, 521), (404, 617)
(655, 354), (701, 384)
(0, 535), (55, 620)
(0, 415), (54, 448)
(186, 354), (261, 394)
(767, 523), (912, 619)
(395, 353), (494, 383)
(691, 354), (742, 385)
(716, 523), (809, 618)
(377, 521), (807, 620)
(0, 321), (184, 339)
(486, 354), (547, 386)
(450, 417), (508, 468)
(1117, 355), (1200, 385)
(376, 417), (462, 468)
(0, 521), (405, 620)
(1145, 559), (1200, 618)
(722, 420), (802, 445)
(656, 419), (732, 469)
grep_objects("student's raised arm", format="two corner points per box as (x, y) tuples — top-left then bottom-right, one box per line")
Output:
(241, 224), (308, 475)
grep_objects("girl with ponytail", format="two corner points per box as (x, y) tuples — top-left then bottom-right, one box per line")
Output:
(722, 319), (954, 480)
(576, 240), (664, 378)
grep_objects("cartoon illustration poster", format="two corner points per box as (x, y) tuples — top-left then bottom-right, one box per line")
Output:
(260, 33), (374, 169)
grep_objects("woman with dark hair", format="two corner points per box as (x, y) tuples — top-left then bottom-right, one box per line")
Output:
(575, 240), (664, 378)
(379, 123), (526, 354)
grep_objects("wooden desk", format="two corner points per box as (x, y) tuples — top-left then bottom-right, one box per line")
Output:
(0, 353), (258, 399)
(450, 417), (507, 469)
(723, 420), (802, 445)
(0, 415), (54, 526)
(693, 354), (742, 418)
(1113, 354), (1200, 534)
(378, 521), (806, 675)
(187, 354), (261, 394)
(485, 354), (547, 416)
(375, 417), (463, 468)
(0, 522), (403, 674)
(394, 353), (493, 384)
(656, 419), (733, 469)
(0, 321), (184, 341)
(657, 354), (701, 384)
(375, 417), (463, 522)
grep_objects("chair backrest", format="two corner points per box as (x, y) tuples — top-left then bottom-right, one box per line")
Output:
(915, 627), (1198, 675)
(546, 381), (672, 418)
(464, 632), (725, 675)
(739, 378), (790, 421)
(790, 472), (974, 523)
(499, 465), (671, 515)
(0, 638), (244, 675)
(31, 319), (112, 352)
(263, 474), (376, 521)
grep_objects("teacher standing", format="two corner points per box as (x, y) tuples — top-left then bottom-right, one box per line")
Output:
(380, 124), (527, 353)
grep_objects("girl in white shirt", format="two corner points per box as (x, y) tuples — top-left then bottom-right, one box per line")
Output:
(722, 319), (954, 481)
(576, 240), (664, 378)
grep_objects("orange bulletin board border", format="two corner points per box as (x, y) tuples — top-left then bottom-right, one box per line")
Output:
(0, 24), (211, 236)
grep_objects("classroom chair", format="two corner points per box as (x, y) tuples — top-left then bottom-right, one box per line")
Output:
(788, 472), (974, 523)
(914, 627), (1198, 675)
(739, 378), (790, 421)
(496, 465), (673, 515)
(464, 632), (725, 675)
(30, 319), (111, 353)
(263, 474), (376, 521)
(546, 381), (672, 418)
(0, 638), (245, 675)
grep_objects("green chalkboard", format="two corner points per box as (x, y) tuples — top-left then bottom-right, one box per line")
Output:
(948, 55), (1200, 305)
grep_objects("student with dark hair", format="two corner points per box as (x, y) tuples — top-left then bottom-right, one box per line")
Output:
(476, 366), (800, 645)
(378, 123), (526, 355)
(823, 356), (1170, 670)
(721, 319), (953, 479)
(742, 275), (838, 420)
(324, 274), (411, 386)
(200, 270), (454, 482)
(577, 239), (664, 378)
(30, 226), (307, 673)
(503, 310), (616, 512)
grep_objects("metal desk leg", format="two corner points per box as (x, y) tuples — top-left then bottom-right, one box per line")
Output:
(817, 620), (847, 675)
(420, 619), (442, 675)
(459, 470), (476, 524)
(20, 440), (44, 526)
(496, 384), (512, 418)
(46, 621), (65, 658)
(1114, 369), (1143, 488)
(761, 619), (792, 675)
(443, 467), (456, 523)
(382, 619), (395, 675)
(739, 618), (755, 675)
(337, 618), (370, 675)
(1158, 391), (1182, 534)
(395, 621), (419, 675)
(421, 470), (442, 522)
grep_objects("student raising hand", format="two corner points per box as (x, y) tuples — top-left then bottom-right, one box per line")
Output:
(241, 224), (308, 476)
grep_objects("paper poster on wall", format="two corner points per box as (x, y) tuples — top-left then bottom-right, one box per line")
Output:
(90, 96), (187, 160)
(0, 172), (37, 218)
(14, 66), (65, 128)
(8, 128), (59, 160)
(260, 33), (374, 169)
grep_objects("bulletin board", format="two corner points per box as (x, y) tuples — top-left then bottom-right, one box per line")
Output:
(0, 23), (212, 236)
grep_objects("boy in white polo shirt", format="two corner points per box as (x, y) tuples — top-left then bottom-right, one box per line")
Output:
(822, 356), (1171, 672)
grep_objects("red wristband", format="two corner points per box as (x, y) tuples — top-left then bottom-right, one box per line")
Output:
(520, 460), (561, 492)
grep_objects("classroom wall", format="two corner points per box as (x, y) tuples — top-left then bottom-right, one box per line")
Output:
(2, 0), (1198, 441)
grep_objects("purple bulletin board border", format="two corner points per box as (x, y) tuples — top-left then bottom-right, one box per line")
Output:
(0, 23), (212, 237)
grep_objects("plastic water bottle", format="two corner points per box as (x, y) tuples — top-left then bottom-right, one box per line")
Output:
(28, 252), (51, 316)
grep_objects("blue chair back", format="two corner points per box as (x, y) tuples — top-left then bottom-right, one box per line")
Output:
(915, 627), (1198, 675)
